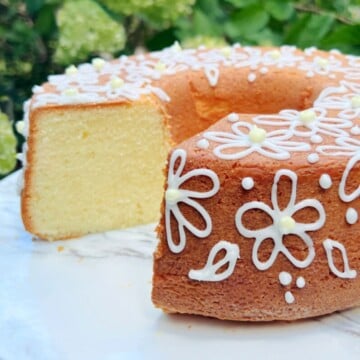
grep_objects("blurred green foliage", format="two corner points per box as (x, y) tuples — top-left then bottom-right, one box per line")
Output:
(0, 0), (360, 177)
(0, 111), (17, 176)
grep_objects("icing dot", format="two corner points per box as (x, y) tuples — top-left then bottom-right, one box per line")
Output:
(196, 139), (209, 149)
(242, 177), (254, 190)
(310, 134), (323, 144)
(248, 73), (257, 82)
(92, 58), (106, 71)
(328, 74), (336, 79)
(296, 276), (306, 289)
(279, 216), (296, 234)
(316, 58), (329, 69)
(220, 47), (232, 58)
(62, 87), (78, 97)
(306, 71), (314, 78)
(285, 291), (295, 304)
(227, 113), (240, 122)
(171, 41), (182, 52)
(346, 208), (358, 225)
(16, 121), (25, 135)
(269, 50), (281, 60)
(248, 125), (266, 143)
(155, 61), (166, 72)
(110, 76), (124, 90)
(307, 153), (319, 164)
(65, 65), (78, 75)
(299, 109), (316, 125)
(279, 271), (292, 286)
(260, 67), (268, 74)
(351, 126), (360, 135)
(165, 188), (182, 205)
(351, 95), (360, 109)
(319, 174), (332, 190)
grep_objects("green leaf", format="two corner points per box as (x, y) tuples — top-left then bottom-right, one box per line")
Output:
(321, 25), (360, 54)
(34, 5), (57, 36)
(224, 0), (259, 8)
(192, 10), (223, 36)
(25, 0), (45, 15)
(265, 0), (294, 21)
(0, 112), (17, 175)
(197, 0), (225, 19)
(244, 28), (283, 46)
(225, 5), (270, 39)
(175, 9), (223, 39)
(285, 13), (335, 48)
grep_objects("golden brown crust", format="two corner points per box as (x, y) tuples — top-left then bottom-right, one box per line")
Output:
(152, 149), (360, 320)
(151, 48), (360, 321)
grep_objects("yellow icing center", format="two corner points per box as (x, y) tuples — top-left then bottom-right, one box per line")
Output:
(316, 58), (329, 69)
(110, 77), (124, 90)
(16, 120), (25, 134)
(249, 126), (267, 144)
(351, 95), (360, 108)
(221, 47), (232, 58)
(270, 50), (281, 60)
(299, 109), (316, 125)
(65, 65), (78, 75)
(279, 216), (296, 234)
(92, 58), (106, 71)
(62, 88), (79, 96)
(155, 61), (166, 72)
(165, 188), (182, 204)
(172, 41), (182, 52)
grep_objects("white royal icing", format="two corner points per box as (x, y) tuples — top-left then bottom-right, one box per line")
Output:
(235, 169), (326, 270)
(279, 271), (292, 286)
(242, 177), (254, 190)
(323, 239), (357, 279)
(203, 121), (310, 161)
(285, 291), (295, 304)
(296, 276), (306, 288)
(319, 174), (332, 189)
(188, 240), (240, 281)
(346, 207), (358, 225)
(165, 149), (220, 253)
(196, 139), (209, 149)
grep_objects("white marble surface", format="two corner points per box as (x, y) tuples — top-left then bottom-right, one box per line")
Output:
(1, 172), (360, 360)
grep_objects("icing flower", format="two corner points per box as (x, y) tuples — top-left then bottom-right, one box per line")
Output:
(203, 121), (310, 160)
(299, 55), (343, 76)
(317, 136), (360, 157)
(317, 137), (360, 202)
(314, 81), (360, 120)
(235, 169), (326, 270)
(261, 46), (304, 68)
(165, 149), (220, 253)
(254, 107), (352, 139)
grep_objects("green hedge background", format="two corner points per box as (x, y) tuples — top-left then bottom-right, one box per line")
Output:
(1, 0), (360, 178)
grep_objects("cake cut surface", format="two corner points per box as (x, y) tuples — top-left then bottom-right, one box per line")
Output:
(22, 100), (171, 240)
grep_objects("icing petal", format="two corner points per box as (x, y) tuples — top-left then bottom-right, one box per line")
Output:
(188, 241), (240, 281)
(323, 239), (357, 279)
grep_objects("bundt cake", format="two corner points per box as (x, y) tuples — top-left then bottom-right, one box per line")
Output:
(20, 43), (360, 320)
(151, 45), (360, 321)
